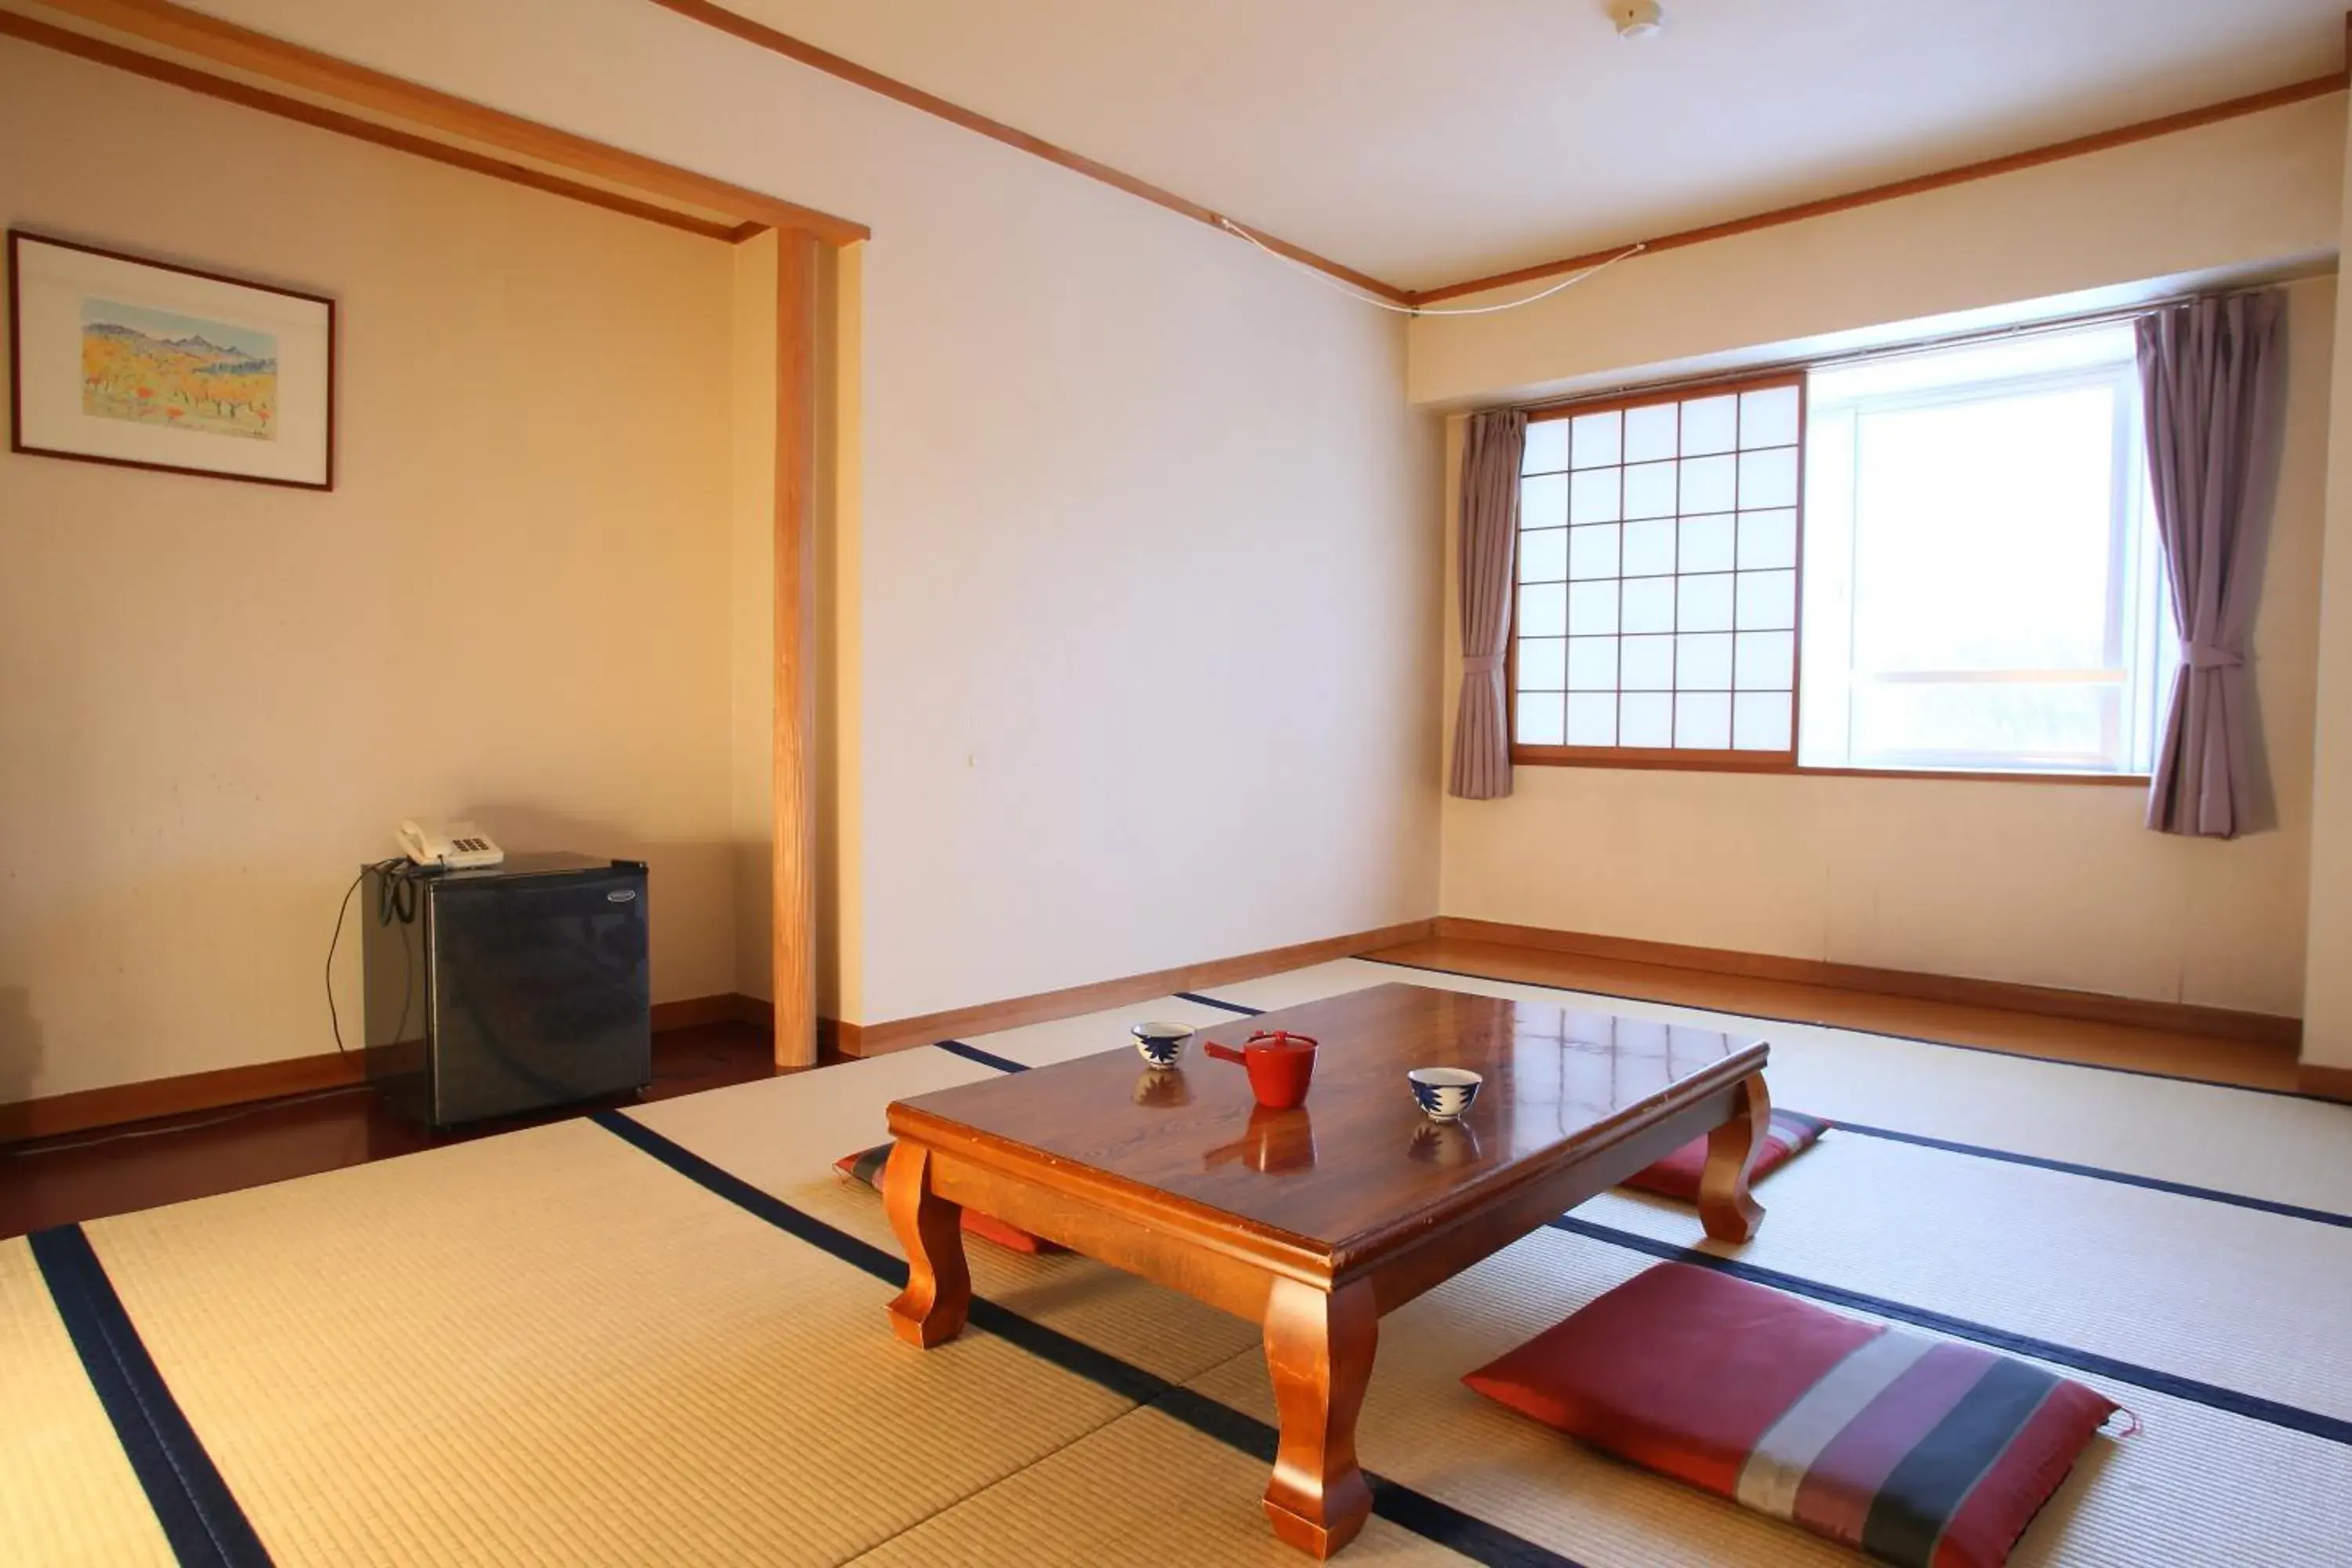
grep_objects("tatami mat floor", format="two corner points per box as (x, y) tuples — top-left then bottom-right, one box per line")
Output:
(5, 956), (2350, 1565)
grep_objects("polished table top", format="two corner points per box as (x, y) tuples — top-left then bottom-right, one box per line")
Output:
(891, 982), (1768, 1254)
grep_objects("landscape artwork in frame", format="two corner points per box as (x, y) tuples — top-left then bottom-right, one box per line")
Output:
(8, 231), (334, 489)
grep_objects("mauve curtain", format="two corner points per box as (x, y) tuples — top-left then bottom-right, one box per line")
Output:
(1450, 410), (1527, 800)
(2138, 292), (2284, 838)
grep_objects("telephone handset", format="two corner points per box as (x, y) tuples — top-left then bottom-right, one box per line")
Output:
(395, 818), (505, 869)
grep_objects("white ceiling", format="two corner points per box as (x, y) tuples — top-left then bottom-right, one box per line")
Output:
(711, 0), (2347, 291)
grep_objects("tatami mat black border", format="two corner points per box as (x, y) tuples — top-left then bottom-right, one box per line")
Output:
(1549, 1215), (2352, 1447)
(1356, 956), (2330, 1102)
(1175, 991), (1265, 1015)
(593, 1109), (1581, 1568)
(28, 1224), (273, 1568)
(1826, 1122), (2352, 1230)
(931, 1038), (1031, 1075)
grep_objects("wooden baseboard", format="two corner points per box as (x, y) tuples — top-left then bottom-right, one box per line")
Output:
(0, 1049), (369, 1145)
(0, 991), (770, 1145)
(836, 919), (1439, 1058)
(652, 994), (871, 1062)
(669, 996), (864, 1062)
(1429, 917), (2302, 1050)
(687, 999), (862, 1059)
(2299, 1063), (2352, 1103)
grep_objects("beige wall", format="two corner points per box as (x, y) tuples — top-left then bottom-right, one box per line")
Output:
(1427, 118), (2342, 1018)
(183, 0), (1444, 1029)
(0, 38), (745, 1102)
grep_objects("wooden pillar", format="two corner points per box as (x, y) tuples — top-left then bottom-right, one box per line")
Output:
(771, 229), (819, 1066)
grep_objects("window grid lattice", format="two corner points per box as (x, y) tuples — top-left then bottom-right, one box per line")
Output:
(1514, 376), (1804, 757)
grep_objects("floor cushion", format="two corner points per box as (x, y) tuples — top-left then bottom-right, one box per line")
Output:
(1463, 1262), (2119, 1568)
(834, 1142), (1059, 1254)
(1621, 1109), (1829, 1201)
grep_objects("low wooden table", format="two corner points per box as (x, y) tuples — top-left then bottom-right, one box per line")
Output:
(881, 982), (1772, 1558)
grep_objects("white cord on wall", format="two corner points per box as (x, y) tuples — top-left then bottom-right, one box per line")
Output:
(1215, 217), (1646, 317)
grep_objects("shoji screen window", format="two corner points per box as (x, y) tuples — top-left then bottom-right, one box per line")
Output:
(1514, 376), (1804, 766)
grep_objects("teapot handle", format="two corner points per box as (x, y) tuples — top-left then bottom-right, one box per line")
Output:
(1203, 1040), (1247, 1064)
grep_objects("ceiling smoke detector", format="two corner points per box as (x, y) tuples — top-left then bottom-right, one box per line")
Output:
(1614, 1), (1665, 39)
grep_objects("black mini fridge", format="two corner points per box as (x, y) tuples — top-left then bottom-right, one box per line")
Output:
(362, 853), (651, 1129)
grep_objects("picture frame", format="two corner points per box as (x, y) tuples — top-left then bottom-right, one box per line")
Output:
(7, 230), (335, 490)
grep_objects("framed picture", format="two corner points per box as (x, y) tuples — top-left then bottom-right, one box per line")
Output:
(8, 230), (334, 489)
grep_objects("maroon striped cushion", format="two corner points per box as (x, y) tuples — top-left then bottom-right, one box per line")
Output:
(1621, 1109), (1828, 1201)
(834, 1142), (1060, 1254)
(1464, 1264), (2118, 1568)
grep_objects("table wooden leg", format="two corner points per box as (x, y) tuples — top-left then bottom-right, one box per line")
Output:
(884, 1138), (970, 1348)
(1261, 1275), (1377, 1559)
(1699, 1073), (1770, 1244)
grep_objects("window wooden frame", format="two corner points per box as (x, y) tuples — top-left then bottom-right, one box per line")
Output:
(1508, 371), (1807, 772)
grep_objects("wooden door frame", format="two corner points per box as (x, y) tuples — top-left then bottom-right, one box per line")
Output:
(3, 0), (849, 1066)
(770, 232), (822, 1065)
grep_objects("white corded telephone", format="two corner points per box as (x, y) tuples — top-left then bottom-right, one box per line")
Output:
(395, 818), (505, 869)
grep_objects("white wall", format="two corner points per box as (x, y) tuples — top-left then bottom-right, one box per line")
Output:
(122, 0), (1446, 1030)
(728, 233), (780, 1011)
(1421, 100), (2343, 1021)
(0, 38), (742, 1102)
(2302, 103), (2352, 1069)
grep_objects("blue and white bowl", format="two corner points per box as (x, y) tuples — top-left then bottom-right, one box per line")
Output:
(1132, 1022), (1194, 1069)
(1408, 1067), (1483, 1122)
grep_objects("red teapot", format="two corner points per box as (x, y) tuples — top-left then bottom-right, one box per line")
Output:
(1203, 1029), (1319, 1110)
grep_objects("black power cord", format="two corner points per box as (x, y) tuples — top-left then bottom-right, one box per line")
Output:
(5, 1083), (376, 1158)
(326, 858), (413, 1054)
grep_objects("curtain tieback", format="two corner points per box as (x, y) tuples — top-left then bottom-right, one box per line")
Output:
(1461, 652), (1506, 675)
(2186, 643), (2244, 670)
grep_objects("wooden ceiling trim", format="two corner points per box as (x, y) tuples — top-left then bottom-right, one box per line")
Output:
(0, 9), (750, 243)
(1411, 70), (2352, 307)
(648, 0), (1415, 304)
(10, 0), (869, 245)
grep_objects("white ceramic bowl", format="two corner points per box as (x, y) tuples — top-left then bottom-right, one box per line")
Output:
(1132, 1021), (1194, 1069)
(1408, 1066), (1483, 1122)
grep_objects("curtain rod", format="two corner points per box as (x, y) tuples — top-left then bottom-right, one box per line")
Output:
(1515, 276), (2302, 416)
